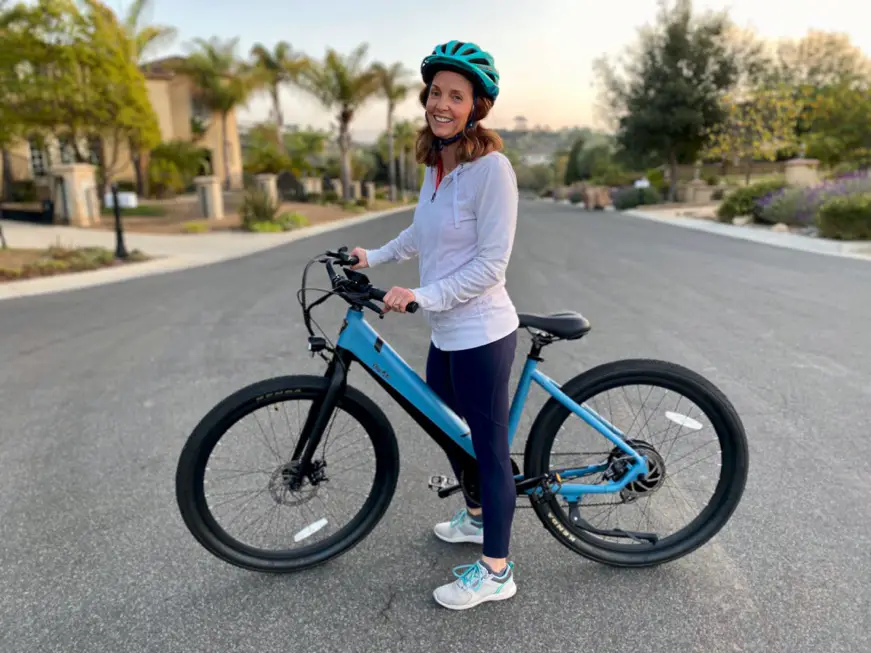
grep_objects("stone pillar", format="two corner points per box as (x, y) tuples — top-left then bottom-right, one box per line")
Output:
(255, 173), (278, 206)
(688, 179), (715, 203)
(51, 163), (100, 227)
(351, 181), (362, 199)
(194, 176), (224, 219)
(303, 177), (323, 195)
(363, 182), (376, 200)
(785, 158), (820, 188)
(330, 179), (343, 195)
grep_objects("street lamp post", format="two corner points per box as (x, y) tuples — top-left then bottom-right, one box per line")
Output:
(111, 182), (128, 260)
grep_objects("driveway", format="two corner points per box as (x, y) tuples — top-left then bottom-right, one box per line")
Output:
(2, 201), (869, 652)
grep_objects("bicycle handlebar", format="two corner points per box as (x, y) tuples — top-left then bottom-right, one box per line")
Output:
(323, 248), (419, 314)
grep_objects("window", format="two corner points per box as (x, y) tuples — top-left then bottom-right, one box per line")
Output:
(28, 137), (50, 177)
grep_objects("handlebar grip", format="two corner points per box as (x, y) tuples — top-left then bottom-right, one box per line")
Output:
(369, 287), (419, 314)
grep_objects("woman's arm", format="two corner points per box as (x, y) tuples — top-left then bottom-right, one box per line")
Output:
(411, 155), (518, 312)
(364, 224), (419, 268)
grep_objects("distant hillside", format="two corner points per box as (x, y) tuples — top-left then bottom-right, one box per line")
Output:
(496, 127), (614, 164)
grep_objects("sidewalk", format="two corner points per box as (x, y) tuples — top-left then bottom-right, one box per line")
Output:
(621, 207), (871, 262)
(0, 205), (412, 301)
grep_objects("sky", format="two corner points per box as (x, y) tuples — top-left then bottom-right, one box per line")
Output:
(111, 0), (870, 143)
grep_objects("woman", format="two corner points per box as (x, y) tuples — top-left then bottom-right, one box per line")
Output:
(349, 40), (520, 611)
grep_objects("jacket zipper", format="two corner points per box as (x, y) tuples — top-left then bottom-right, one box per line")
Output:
(431, 167), (458, 202)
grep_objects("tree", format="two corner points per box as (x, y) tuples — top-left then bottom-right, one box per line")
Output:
(563, 136), (586, 185)
(175, 37), (256, 190)
(372, 61), (414, 201)
(702, 85), (803, 184)
(119, 0), (178, 196)
(297, 43), (380, 201)
(769, 30), (871, 90)
(249, 40), (309, 149)
(392, 119), (421, 198)
(593, 0), (740, 200)
(805, 83), (871, 166)
(0, 0), (160, 202)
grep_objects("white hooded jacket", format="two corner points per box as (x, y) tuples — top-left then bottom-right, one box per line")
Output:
(365, 151), (520, 351)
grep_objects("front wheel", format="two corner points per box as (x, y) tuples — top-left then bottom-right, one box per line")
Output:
(523, 358), (749, 568)
(175, 375), (400, 573)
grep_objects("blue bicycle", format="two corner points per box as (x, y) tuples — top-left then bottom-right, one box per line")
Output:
(175, 247), (749, 572)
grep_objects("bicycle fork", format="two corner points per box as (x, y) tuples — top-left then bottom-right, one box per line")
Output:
(290, 349), (351, 475)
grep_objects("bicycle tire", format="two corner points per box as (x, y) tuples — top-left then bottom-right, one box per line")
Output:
(175, 375), (400, 573)
(523, 358), (749, 568)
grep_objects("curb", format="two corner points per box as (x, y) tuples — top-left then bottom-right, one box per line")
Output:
(0, 204), (414, 302)
(620, 209), (871, 263)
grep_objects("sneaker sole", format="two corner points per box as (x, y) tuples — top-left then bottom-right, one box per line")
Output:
(433, 529), (484, 545)
(432, 581), (517, 611)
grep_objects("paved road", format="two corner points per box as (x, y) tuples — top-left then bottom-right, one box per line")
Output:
(2, 201), (870, 653)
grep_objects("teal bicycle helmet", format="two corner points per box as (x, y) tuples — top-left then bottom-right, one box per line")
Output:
(420, 40), (500, 101)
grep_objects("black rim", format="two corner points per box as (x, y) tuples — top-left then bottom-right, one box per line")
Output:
(187, 388), (388, 562)
(538, 369), (740, 555)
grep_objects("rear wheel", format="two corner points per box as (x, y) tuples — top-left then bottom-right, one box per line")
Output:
(524, 359), (748, 567)
(175, 375), (399, 573)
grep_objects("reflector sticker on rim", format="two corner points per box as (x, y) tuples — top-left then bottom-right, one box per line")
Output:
(664, 411), (703, 430)
(293, 518), (328, 542)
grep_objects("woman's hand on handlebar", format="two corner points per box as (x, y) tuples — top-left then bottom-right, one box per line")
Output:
(382, 286), (417, 313)
(349, 247), (368, 269)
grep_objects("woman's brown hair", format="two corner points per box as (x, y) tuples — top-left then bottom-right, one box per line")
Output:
(415, 85), (504, 167)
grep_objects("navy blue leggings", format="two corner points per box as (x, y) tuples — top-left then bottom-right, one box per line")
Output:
(425, 329), (518, 558)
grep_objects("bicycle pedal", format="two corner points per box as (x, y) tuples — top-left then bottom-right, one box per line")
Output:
(428, 475), (457, 491)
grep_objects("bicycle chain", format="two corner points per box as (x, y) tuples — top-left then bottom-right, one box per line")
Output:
(511, 452), (634, 508)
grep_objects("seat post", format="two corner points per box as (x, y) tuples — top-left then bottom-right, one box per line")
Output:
(526, 331), (553, 362)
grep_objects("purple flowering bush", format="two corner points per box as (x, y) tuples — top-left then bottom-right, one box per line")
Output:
(755, 171), (871, 228)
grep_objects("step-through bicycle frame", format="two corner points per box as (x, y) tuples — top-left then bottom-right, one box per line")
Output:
(297, 305), (650, 502)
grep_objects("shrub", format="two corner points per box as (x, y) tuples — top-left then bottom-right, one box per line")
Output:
(239, 187), (279, 230)
(182, 221), (209, 233)
(645, 168), (668, 195)
(613, 186), (662, 210)
(355, 197), (369, 207)
(148, 140), (209, 197)
(716, 179), (788, 221)
(817, 193), (871, 240)
(757, 172), (871, 226)
(705, 174), (719, 186)
(276, 211), (309, 230)
(247, 221), (284, 233)
(322, 190), (339, 203)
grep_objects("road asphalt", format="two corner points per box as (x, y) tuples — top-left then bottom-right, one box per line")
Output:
(2, 200), (870, 652)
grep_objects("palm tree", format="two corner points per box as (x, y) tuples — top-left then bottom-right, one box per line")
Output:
(175, 37), (255, 190)
(249, 41), (309, 150)
(297, 43), (380, 200)
(372, 62), (414, 201)
(392, 119), (419, 199)
(120, 0), (178, 195)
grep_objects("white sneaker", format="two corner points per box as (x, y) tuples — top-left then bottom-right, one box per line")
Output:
(433, 508), (484, 545)
(433, 560), (517, 610)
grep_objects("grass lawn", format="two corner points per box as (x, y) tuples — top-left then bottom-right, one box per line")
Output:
(0, 245), (149, 282)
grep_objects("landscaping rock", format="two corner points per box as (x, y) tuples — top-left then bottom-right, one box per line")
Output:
(732, 216), (753, 226)
(771, 222), (789, 232)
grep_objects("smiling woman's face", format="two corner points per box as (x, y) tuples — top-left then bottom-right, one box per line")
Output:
(425, 70), (475, 139)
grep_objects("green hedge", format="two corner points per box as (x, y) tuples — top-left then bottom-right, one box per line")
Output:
(716, 179), (788, 222)
(614, 186), (662, 210)
(817, 193), (871, 240)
